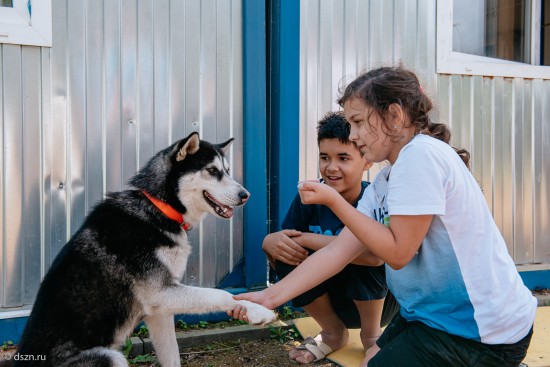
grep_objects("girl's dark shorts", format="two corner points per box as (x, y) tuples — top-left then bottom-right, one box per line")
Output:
(274, 256), (399, 328)
(369, 313), (533, 367)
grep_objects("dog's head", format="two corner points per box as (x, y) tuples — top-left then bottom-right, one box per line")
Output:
(130, 132), (249, 224)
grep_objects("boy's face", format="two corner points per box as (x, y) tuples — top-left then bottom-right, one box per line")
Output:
(318, 138), (372, 203)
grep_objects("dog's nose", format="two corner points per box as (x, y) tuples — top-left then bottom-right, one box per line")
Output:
(238, 190), (250, 203)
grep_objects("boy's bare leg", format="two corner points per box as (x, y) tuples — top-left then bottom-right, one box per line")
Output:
(289, 293), (349, 364)
(354, 298), (384, 350)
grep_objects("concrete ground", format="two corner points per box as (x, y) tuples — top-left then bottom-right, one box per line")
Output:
(523, 306), (550, 367)
(294, 307), (550, 367)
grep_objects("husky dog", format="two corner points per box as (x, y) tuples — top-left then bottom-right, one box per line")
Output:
(8, 132), (276, 367)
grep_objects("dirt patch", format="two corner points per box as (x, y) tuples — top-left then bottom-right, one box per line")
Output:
(183, 338), (338, 367)
(1, 339), (339, 367)
(127, 311), (341, 367)
(533, 288), (549, 296)
(130, 338), (340, 367)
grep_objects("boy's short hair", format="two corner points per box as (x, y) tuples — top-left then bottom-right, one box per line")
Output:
(317, 111), (351, 146)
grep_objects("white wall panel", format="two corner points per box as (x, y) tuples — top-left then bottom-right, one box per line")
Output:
(0, 0), (244, 312)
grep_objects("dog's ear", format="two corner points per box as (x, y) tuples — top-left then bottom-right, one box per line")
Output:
(218, 137), (234, 155)
(176, 132), (200, 161)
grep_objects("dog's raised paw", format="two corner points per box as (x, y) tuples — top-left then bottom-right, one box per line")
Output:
(237, 300), (277, 325)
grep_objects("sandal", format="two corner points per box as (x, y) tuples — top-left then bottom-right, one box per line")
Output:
(293, 336), (334, 362)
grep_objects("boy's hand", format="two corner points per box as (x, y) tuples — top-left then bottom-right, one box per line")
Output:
(262, 230), (308, 266)
(298, 180), (339, 207)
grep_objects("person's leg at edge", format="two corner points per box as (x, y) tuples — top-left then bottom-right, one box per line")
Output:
(361, 312), (407, 367)
(289, 292), (349, 364)
(354, 298), (384, 351)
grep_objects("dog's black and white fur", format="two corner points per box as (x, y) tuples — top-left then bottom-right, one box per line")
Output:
(8, 132), (276, 367)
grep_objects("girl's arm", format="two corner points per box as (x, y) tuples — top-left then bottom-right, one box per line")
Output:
(296, 232), (382, 266)
(298, 181), (432, 269)
(231, 182), (431, 312)
(233, 227), (367, 310)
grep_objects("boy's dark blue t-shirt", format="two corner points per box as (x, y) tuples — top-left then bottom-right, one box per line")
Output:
(281, 181), (369, 235)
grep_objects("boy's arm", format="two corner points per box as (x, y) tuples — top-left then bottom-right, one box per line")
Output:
(295, 232), (383, 266)
(262, 229), (308, 267)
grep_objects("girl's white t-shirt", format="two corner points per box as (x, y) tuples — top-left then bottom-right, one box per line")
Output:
(357, 134), (537, 344)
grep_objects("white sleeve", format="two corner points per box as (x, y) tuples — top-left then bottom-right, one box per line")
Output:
(357, 185), (375, 218)
(356, 167), (389, 219)
(387, 143), (447, 216)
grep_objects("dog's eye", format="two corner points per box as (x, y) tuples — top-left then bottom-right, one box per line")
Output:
(207, 167), (218, 176)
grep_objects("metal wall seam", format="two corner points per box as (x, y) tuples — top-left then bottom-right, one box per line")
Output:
(0, 45), (4, 308)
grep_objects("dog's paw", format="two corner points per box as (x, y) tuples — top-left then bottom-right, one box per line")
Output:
(237, 300), (277, 325)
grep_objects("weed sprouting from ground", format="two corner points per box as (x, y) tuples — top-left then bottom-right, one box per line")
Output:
(269, 325), (300, 343)
(1, 341), (14, 351)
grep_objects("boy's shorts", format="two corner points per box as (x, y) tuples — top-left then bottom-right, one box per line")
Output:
(370, 313), (533, 367)
(274, 258), (399, 328)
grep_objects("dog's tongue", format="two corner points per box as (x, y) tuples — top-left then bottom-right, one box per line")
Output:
(203, 191), (235, 219)
(216, 205), (233, 219)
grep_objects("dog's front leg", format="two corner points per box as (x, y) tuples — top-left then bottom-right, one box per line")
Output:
(143, 315), (180, 367)
(139, 283), (276, 325)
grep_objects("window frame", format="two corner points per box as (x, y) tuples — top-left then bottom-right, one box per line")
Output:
(436, 0), (550, 79)
(0, 0), (52, 47)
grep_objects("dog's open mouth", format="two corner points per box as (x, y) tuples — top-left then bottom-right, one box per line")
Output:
(203, 191), (234, 219)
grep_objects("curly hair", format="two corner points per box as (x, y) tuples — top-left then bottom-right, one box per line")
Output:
(337, 65), (470, 167)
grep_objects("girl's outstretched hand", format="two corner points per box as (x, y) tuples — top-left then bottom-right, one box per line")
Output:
(233, 290), (269, 306)
(297, 180), (339, 207)
(229, 290), (274, 322)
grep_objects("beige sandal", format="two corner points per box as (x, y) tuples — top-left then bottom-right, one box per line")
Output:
(294, 336), (334, 362)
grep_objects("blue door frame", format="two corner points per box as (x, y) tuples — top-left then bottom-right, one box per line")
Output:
(241, 0), (299, 288)
(266, 0), (300, 235)
(241, 0), (269, 289)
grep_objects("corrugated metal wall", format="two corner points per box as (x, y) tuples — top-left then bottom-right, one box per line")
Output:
(300, 0), (550, 267)
(0, 0), (244, 312)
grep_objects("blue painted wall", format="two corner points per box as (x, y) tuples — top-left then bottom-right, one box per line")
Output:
(242, 0), (269, 288)
(242, 0), (300, 286)
(519, 270), (550, 291)
(0, 318), (26, 345)
(267, 0), (300, 233)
